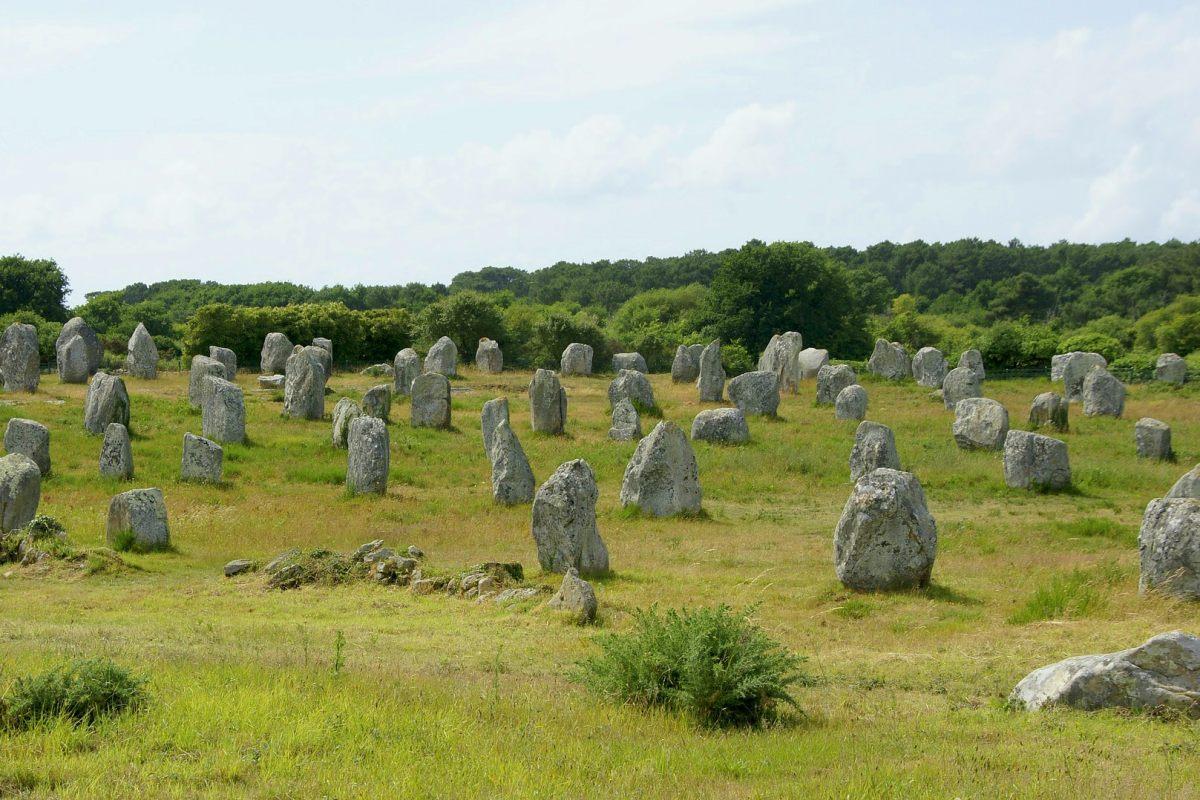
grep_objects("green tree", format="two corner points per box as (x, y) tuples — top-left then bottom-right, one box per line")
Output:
(0, 256), (70, 321)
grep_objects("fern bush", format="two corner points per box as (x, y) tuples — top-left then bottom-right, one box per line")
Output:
(1, 659), (147, 730)
(578, 605), (807, 728)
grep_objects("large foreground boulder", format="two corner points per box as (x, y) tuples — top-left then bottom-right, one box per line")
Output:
(410, 373), (451, 429)
(608, 369), (656, 412)
(690, 408), (749, 444)
(834, 468), (937, 591)
(619, 421), (701, 517)
(181, 433), (223, 483)
(393, 348), (421, 395)
(83, 373), (130, 435)
(56, 335), (91, 383)
(106, 488), (169, 550)
(941, 366), (982, 410)
(816, 364), (857, 405)
(55, 317), (102, 376)
(867, 339), (911, 380)
(1003, 430), (1071, 490)
(202, 377), (245, 444)
(696, 340), (725, 402)
(189, 356), (226, 409)
(560, 343), (593, 376)
(608, 398), (641, 441)
(532, 460), (608, 574)
(476, 338), (503, 373)
(1028, 392), (1068, 433)
(1155, 353), (1187, 385)
(728, 370), (779, 416)
(849, 421), (900, 481)
(1136, 418), (1173, 460)
(835, 385), (867, 421)
(126, 323), (159, 378)
(283, 348), (325, 420)
(952, 397), (1009, 451)
(346, 416), (389, 495)
(1139, 498), (1200, 599)
(1, 323), (40, 393)
(489, 419), (535, 505)
(4, 419), (50, 476)
(912, 347), (948, 388)
(529, 369), (567, 434)
(671, 346), (699, 383)
(1059, 351), (1107, 401)
(0, 453), (41, 533)
(1010, 631), (1200, 716)
(425, 336), (458, 377)
(99, 423), (133, 480)
(1082, 367), (1125, 418)
(757, 332), (803, 392)
(612, 352), (648, 374)
(797, 348), (829, 380)
(1167, 465), (1200, 499)
(260, 332), (293, 374)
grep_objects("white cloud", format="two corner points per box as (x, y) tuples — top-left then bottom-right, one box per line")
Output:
(668, 102), (798, 188)
(0, 21), (132, 76)
(1069, 145), (1149, 240)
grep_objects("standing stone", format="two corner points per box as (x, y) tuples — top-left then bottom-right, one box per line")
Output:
(55, 317), (102, 375)
(312, 338), (333, 361)
(424, 336), (458, 377)
(1082, 367), (1125, 418)
(816, 364), (857, 405)
(489, 418), (535, 505)
(1167, 465), (1200, 499)
(126, 323), (159, 379)
(1136, 418), (1173, 460)
(0, 323), (40, 393)
(331, 398), (363, 449)
(1050, 353), (1070, 382)
(393, 348), (421, 396)
(547, 567), (598, 624)
(1004, 430), (1071, 490)
(1139, 498), (1200, 599)
(607, 369), (656, 412)
(99, 423), (133, 480)
(612, 353), (648, 374)
(608, 398), (642, 441)
(1155, 353), (1187, 385)
(849, 421), (901, 481)
(867, 339), (911, 380)
(686, 343), (705, 366)
(835, 385), (868, 421)
(410, 373), (451, 429)
(1060, 352), (1107, 401)
(957, 349), (985, 382)
(912, 347), (948, 388)
(208, 346), (237, 380)
(260, 332), (293, 374)
(57, 335), (91, 383)
(283, 348), (325, 420)
(0, 453), (40, 533)
(476, 338), (503, 373)
(560, 343), (594, 376)
(696, 340), (725, 402)
(941, 366), (982, 410)
(202, 377), (246, 444)
(619, 421), (701, 517)
(691, 408), (749, 444)
(299, 345), (332, 387)
(83, 373), (130, 435)
(532, 460), (608, 574)
(346, 416), (389, 496)
(106, 488), (169, 550)
(1028, 392), (1069, 433)
(728, 370), (780, 416)
(834, 468), (937, 591)
(362, 384), (392, 422)
(481, 397), (509, 456)
(189, 356), (226, 409)
(952, 397), (1010, 450)
(757, 332), (804, 393)
(529, 369), (567, 435)
(181, 433), (223, 483)
(797, 348), (829, 380)
(4, 419), (50, 476)
(671, 346), (699, 383)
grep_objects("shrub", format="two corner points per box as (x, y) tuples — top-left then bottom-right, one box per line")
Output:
(721, 342), (755, 377)
(1057, 332), (1123, 363)
(578, 605), (808, 728)
(1, 659), (147, 730)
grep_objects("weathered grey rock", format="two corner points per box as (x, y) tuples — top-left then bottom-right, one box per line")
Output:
(1167, 465), (1200, 499)
(867, 339), (911, 380)
(619, 421), (701, 517)
(690, 408), (749, 444)
(224, 559), (255, 577)
(331, 398), (363, 449)
(671, 346), (699, 383)
(941, 366), (982, 410)
(258, 374), (285, 389)
(300, 344), (332, 387)
(56, 335), (91, 383)
(0, 453), (40, 533)
(1028, 392), (1068, 432)
(188, 356), (225, 409)
(547, 567), (597, 623)
(912, 347), (948, 388)
(181, 433), (223, 483)
(1136, 418), (1173, 460)
(489, 419), (534, 505)
(696, 340), (725, 402)
(0, 323), (40, 393)
(481, 397), (509, 455)
(957, 349), (985, 382)
(834, 468), (936, 591)
(83, 373), (130, 435)
(56, 317), (102, 375)
(608, 398), (641, 441)
(952, 397), (1009, 450)
(1140, 498), (1200, 599)
(849, 421), (900, 481)
(1082, 367), (1125, 418)
(816, 364), (857, 405)
(208, 346), (237, 380)
(532, 459), (608, 574)
(106, 488), (169, 550)
(1004, 430), (1071, 490)
(312, 337), (333, 360)
(612, 352), (648, 374)
(4, 419), (50, 476)
(1050, 353), (1069, 382)
(283, 348), (325, 420)
(424, 336), (458, 377)
(687, 343), (705, 365)
(757, 332), (803, 392)
(361, 363), (394, 378)
(199, 377), (244, 444)
(1060, 352), (1107, 401)
(1156, 353), (1187, 385)
(607, 369), (656, 412)
(99, 423), (133, 480)
(346, 416), (389, 495)
(529, 369), (567, 435)
(260, 332), (293, 374)
(797, 347), (829, 379)
(393, 348), (421, 395)
(362, 384), (392, 422)
(560, 343), (593, 376)
(410, 372), (451, 429)
(126, 323), (159, 378)
(475, 338), (503, 373)
(728, 370), (779, 416)
(835, 385), (868, 421)
(1010, 631), (1200, 716)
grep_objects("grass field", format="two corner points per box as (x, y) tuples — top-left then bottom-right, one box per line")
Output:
(2, 365), (1199, 799)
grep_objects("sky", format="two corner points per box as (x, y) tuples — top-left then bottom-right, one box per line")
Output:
(2, 1), (1199, 302)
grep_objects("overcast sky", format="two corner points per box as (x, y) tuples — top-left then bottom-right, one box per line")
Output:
(3, 1), (1198, 302)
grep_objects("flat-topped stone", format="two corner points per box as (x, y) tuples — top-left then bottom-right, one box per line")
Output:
(728, 370), (780, 416)
(106, 488), (169, 550)
(691, 408), (749, 444)
(181, 433), (223, 483)
(560, 343), (593, 376)
(202, 377), (245, 444)
(410, 372), (451, 429)
(612, 352), (648, 373)
(1136, 418), (1173, 460)
(1004, 430), (1071, 490)
(1155, 353), (1187, 385)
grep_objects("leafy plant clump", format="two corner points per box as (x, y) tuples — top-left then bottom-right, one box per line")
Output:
(578, 604), (809, 728)
(1, 659), (147, 731)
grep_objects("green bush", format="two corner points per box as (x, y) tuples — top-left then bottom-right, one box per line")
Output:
(720, 342), (755, 377)
(578, 605), (808, 728)
(1058, 331), (1124, 363)
(1, 659), (147, 730)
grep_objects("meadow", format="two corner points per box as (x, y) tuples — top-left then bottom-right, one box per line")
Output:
(1, 365), (1198, 799)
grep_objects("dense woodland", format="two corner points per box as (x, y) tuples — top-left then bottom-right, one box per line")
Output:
(2, 238), (1198, 376)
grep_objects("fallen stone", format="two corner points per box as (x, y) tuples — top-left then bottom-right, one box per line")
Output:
(258, 374), (284, 389)
(224, 559), (255, 577)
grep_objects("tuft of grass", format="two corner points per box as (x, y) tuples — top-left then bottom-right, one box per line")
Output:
(1052, 517), (1135, 544)
(833, 598), (873, 619)
(1007, 564), (1124, 625)
(0, 659), (147, 731)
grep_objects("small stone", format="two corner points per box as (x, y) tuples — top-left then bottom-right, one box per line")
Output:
(361, 363), (394, 378)
(849, 421), (900, 481)
(407, 545), (424, 559)
(258, 374), (285, 389)
(83, 373), (130, 435)
(1082, 367), (1125, 418)
(424, 336), (458, 377)
(727, 370), (780, 416)
(1135, 418), (1173, 460)
(816, 364), (857, 405)
(612, 352), (648, 373)
(410, 373), (451, 429)
(835, 385), (867, 421)
(181, 433), (223, 483)
(529, 369), (567, 434)
(1004, 430), (1071, 490)
(607, 369), (656, 412)
(912, 347), (947, 388)
(4, 418), (50, 476)
(393, 348), (421, 395)
(362, 384), (392, 422)
(532, 459), (608, 575)
(619, 421), (701, 517)
(690, 408), (749, 444)
(560, 343), (594, 376)
(346, 416), (389, 495)
(126, 323), (159, 379)
(106, 488), (170, 550)
(99, 423), (134, 480)
(264, 548), (300, 574)
(547, 567), (598, 623)
(834, 468), (936, 591)
(352, 539), (385, 561)
(1028, 392), (1068, 432)
(224, 559), (255, 577)
(411, 578), (438, 595)
(0, 453), (41, 533)
(608, 398), (642, 441)
(476, 338), (503, 373)
(696, 340), (725, 402)
(1155, 353), (1187, 385)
